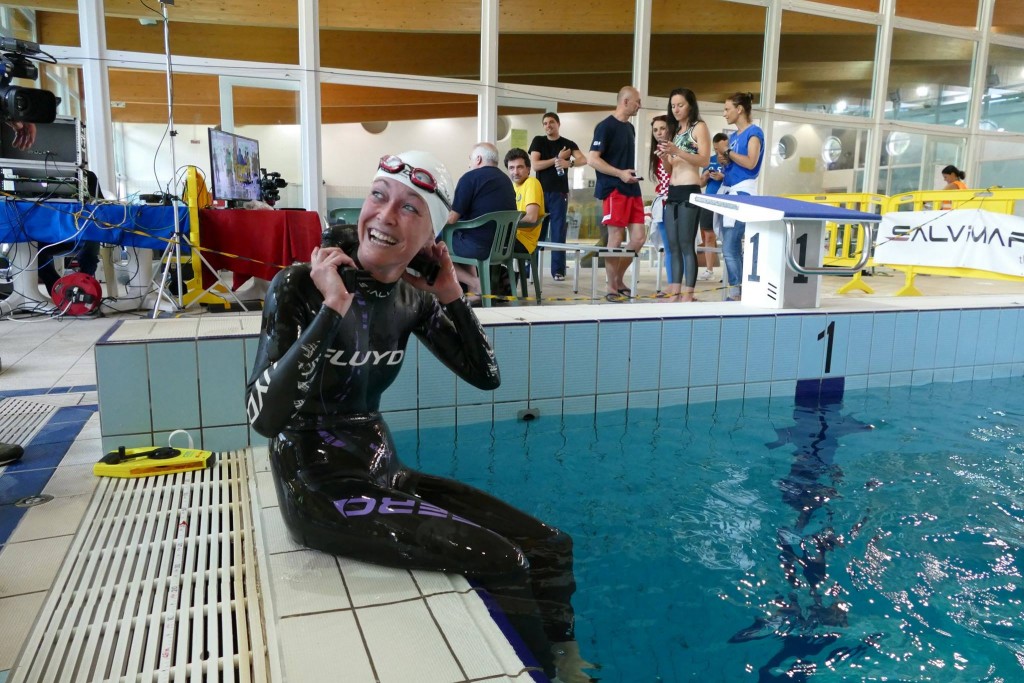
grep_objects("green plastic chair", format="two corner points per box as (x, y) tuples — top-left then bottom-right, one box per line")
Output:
(511, 215), (548, 303)
(440, 210), (523, 307)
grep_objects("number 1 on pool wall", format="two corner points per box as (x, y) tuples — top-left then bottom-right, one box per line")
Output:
(748, 232), (760, 282)
(817, 321), (835, 374)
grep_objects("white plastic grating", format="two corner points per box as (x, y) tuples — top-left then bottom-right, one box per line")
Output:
(10, 450), (270, 683)
(0, 397), (56, 447)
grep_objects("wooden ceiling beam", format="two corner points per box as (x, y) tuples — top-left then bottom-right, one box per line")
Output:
(19, 0), (1019, 36)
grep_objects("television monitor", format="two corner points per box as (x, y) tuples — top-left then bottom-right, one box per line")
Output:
(208, 128), (261, 203)
(0, 116), (81, 165)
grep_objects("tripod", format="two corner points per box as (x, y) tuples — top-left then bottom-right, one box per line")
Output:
(150, 1), (245, 317)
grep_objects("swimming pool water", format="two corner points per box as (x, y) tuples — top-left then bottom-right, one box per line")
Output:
(404, 377), (1024, 682)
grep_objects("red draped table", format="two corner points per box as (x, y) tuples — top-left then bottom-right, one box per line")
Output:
(198, 209), (323, 289)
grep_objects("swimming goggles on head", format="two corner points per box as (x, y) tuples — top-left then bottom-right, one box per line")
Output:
(378, 155), (452, 211)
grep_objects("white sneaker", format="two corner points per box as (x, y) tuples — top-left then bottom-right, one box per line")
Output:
(698, 269), (714, 281)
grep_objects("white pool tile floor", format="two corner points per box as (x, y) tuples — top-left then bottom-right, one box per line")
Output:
(0, 307), (539, 683)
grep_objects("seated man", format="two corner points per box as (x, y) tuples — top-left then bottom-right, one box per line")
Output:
(504, 148), (546, 254)
(445, 142), (516, 295)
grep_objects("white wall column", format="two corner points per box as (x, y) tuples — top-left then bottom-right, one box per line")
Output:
(864, 0), (896, 193)
(965, 0), (995, 180)
(632, 0), (652, 171)
(77, 0), (115, 196)
(298, 0), (324, 214)
(478, 0), (498, 142)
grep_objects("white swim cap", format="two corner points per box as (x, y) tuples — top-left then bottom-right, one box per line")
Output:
(373, 151), (453, 236)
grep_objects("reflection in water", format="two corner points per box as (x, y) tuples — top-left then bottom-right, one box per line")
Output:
(730, 378), (878, 681)
(670, 467), (768, 572)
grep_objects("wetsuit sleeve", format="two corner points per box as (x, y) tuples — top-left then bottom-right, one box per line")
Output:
(414, 295), (500, 391)
(245, 269), (344, 437)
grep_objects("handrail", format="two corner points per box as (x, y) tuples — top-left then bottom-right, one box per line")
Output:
(784, 220), (874, 276)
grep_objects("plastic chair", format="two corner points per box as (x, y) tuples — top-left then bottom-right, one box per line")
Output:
(440, 210), (523, 308)
(512, 215), (548, 303)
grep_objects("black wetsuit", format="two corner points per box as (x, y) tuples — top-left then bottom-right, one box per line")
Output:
(245, 229), (575, 676)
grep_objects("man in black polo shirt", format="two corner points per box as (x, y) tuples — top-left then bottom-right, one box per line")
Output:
(528, 113), (587, 281)
(446, 142), (516, 295)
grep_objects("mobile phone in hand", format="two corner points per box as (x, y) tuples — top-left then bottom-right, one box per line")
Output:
(339, 267), (375, 292)
(407, 252), (440, 285)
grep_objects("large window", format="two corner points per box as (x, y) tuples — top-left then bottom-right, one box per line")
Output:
(978, 135), (1024, 191)
(877, 130), (966, 195)
(886, 30), (975, 125)
(103, 4), (299, 63)
(319, 83), (477, 211)
(983, 43), (1024, 134)
(25, 4), (79, 48)
(764, 120), (871, 196)
(895, 0), (978, 27)
(778, 12), (877, 117)
(320, 0), (479, 80)
(821, 0), (879, 9)
(7, 0), (1020, 205)
(499, 0), (632, 93)
(992, 0), (1023, 37)
(650, 0), (765, 104)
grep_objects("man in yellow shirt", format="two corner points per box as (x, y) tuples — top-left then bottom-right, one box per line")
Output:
(504, 148), (545, 253)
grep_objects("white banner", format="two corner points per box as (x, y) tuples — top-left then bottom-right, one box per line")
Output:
(874, 209), (1024, 278)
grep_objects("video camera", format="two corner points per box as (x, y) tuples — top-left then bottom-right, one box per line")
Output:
(0, 36), (59, 124)
(259, 167), (287, 206)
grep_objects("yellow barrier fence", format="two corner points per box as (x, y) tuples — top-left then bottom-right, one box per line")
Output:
(788, 188), (1024, 296)
(785, 193), (887, 294)
(883, 188), (1024, 295)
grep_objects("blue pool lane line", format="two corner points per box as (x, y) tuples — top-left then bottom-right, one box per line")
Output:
(0, 403), (98, 547)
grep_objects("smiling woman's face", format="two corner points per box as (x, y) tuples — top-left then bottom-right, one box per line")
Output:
(356, 176), (432, 281)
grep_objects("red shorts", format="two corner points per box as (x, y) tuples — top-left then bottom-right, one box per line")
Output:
(602, 190), (645, 228)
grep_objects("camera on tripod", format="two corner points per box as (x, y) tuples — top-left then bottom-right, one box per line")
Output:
(0, 37), (59, 124)
(259, 167), (287, 206)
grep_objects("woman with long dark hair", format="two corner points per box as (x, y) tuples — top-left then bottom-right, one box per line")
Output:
(656, 88), (711, 302)
(648, 115), (673, 285)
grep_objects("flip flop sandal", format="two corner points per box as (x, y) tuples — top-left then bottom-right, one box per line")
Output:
(617, 288), (634, 298)
(604, 292), (627, 303)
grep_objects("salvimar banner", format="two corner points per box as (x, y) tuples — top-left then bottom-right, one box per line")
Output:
(874, 209), (1024, 278)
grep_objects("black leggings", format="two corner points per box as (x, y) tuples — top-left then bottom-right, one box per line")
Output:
(270, 423), (575, 676)
(664, 184), (702, 288)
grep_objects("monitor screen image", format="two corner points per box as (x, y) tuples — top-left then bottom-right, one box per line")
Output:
(208, 128), (261, 203)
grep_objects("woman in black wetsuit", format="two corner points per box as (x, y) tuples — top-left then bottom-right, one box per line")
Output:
(245, 151), (590, 682)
